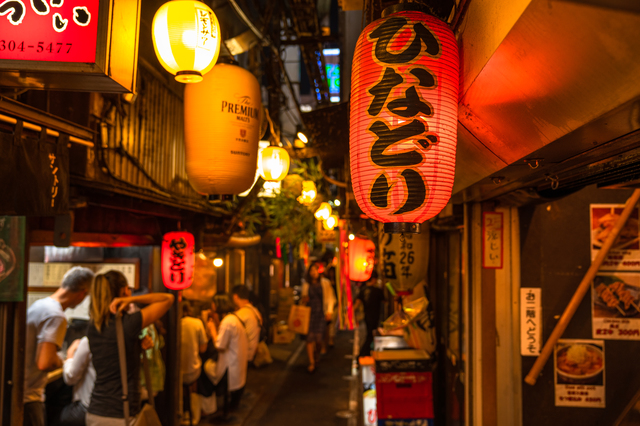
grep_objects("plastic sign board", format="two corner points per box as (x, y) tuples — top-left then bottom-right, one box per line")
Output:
(0, 0), (140, 92)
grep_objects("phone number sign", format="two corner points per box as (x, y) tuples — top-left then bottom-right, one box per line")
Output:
(0, 0), (99, 63)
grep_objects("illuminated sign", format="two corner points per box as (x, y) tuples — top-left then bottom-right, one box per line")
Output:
(0, 0), (140, 92)
(0, 0), (99, 62)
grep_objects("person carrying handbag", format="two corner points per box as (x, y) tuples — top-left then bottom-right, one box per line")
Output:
(85, 271), (173, 426)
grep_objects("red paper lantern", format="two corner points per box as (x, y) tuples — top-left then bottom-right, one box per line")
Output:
(349, 237), (376, 282)
(350, 6), (459, 234)
(161, 231), (195, 290)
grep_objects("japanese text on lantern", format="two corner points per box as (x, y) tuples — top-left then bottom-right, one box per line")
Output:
(169, 237), (187, 285)
(366, 16), (441, 215)
(520, 288), (541, 356)
(482, 211), (503, 269)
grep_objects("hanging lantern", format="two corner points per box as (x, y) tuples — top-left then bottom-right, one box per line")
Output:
(349, 237), (376, 282)
(314, 202), (332, 221)
(152, 0), (221, 83)
(378, 227), (429, 293)
(350, 5), (459, 234)
(161, 231), (195, 290)
(323, 215), (339, 230)
(259, 146), (290, 182)
(184, 63), (262, 195)
(297, 180), (317, 205)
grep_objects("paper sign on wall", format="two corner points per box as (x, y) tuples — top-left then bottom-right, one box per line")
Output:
(520, 288), (541, 355)
(591, 271), (640, 340)
(554, 339), (605, 408)
(590, 204), (640, 270)
(482, 212), (503, 269)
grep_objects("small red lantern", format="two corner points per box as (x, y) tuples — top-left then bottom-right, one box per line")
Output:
(349, 237), (376, 282)
(162, 231), (195, 290)
(350, 5), (459, 234)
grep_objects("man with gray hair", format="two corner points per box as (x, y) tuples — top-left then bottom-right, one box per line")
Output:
(24, 266), (94, 426)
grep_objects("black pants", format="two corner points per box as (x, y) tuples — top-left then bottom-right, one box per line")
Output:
(359, 322), (376, 357)
(59, 401), (87, 426)
(24, 401), (46, 426)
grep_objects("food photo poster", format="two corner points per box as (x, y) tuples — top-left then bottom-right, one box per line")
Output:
(590, 204), (640, 270)
(592, 272), (640, 340)
(554, 339), (605, 408)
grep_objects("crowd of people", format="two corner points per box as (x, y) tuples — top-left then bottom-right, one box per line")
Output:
(23, 258), (386, 426)
(23, 266), (268, 426)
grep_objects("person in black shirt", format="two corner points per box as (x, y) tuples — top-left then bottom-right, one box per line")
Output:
(354, 271), (385, 357)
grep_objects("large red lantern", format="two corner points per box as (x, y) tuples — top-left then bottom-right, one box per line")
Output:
(349, 237), (376, 282)
(162, 231), (195, 290)
(350, 5), (459, 234)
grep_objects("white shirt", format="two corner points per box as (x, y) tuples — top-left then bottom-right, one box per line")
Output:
(63, 336), (95, 408)
(302, 277), (337, 316)
(24, 297), (67, 403)
(235, 304), (262, 360)
(215, 314), (248, 391)
(181, 316), (208, 384)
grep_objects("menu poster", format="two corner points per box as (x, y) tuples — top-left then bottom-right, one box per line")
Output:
(590, 204), (640, 270)
(591, 272), (640, 340)
(554, 339), (605, 408)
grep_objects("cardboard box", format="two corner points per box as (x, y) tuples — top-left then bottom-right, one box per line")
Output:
(272, 323), (295, 344)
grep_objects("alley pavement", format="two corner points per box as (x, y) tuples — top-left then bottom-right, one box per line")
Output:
(198, 329), (357, 426)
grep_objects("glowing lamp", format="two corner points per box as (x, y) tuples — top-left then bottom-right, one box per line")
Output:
(184, 63), (262, 195)
(162, 231), (195, 290)
(213, 257), (223, 267)
(296, 131), (308, 144)
(350, 6), (459, 234)
(314, 202), (332, 221)
(297, 180), (317, 205)
(259, 146), (290, 181)
(152, 0), (221, 83)
(349, 237), (376, 282)
(323, 215), (338, 230)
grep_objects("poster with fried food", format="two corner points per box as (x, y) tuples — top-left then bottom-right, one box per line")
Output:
(590, 204), (640, 270)
(554, 339), (605, 408)
(591, 272), (640, 340)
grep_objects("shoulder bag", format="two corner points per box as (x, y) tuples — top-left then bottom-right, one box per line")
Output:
(116, 314), (162, 426)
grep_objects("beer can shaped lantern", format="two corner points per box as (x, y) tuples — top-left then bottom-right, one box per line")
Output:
(350, 8), (459, 234)
(162, 231), (195, 290)
(184, 63), (261, 195)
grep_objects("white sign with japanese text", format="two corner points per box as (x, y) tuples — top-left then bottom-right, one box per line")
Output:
(520, 288), (541, 356)
(482, 212), (503, 269)
(554, 339), (605, 408)
(591, 272), (640, 340)
(590, 204), (640, 270)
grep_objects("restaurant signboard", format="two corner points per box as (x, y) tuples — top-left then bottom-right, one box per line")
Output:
(0, 0), (140, 92)
(554, 339), (605, 408)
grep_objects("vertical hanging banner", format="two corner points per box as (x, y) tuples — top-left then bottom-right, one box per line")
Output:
(520, 288), (541, 355)
(339, 228), (354, 330)
(590, 204), (640, 270)
(482, 212), (503, 269)
(0, 216), (26, 302)
(591, 272), (640, 339)
(161, 232), (195, 290)
(554, 339), (605, 408)
(349, 6), (459, 234)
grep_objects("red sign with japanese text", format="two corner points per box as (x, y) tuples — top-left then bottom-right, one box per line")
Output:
(161, 231), (195, 291)
(0, 0), (99, 62)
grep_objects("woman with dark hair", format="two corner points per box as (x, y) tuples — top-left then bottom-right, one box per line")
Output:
(204, 292), (248, 413)
(85, 271), (173, 426)
(301, 261), (336, 373)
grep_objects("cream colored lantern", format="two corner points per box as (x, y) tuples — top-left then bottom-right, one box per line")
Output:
(259, 146), (290, 182)
(314, 202), (332, 221)
(184, 63), (261, 195)
(152, 0), (221, 83)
